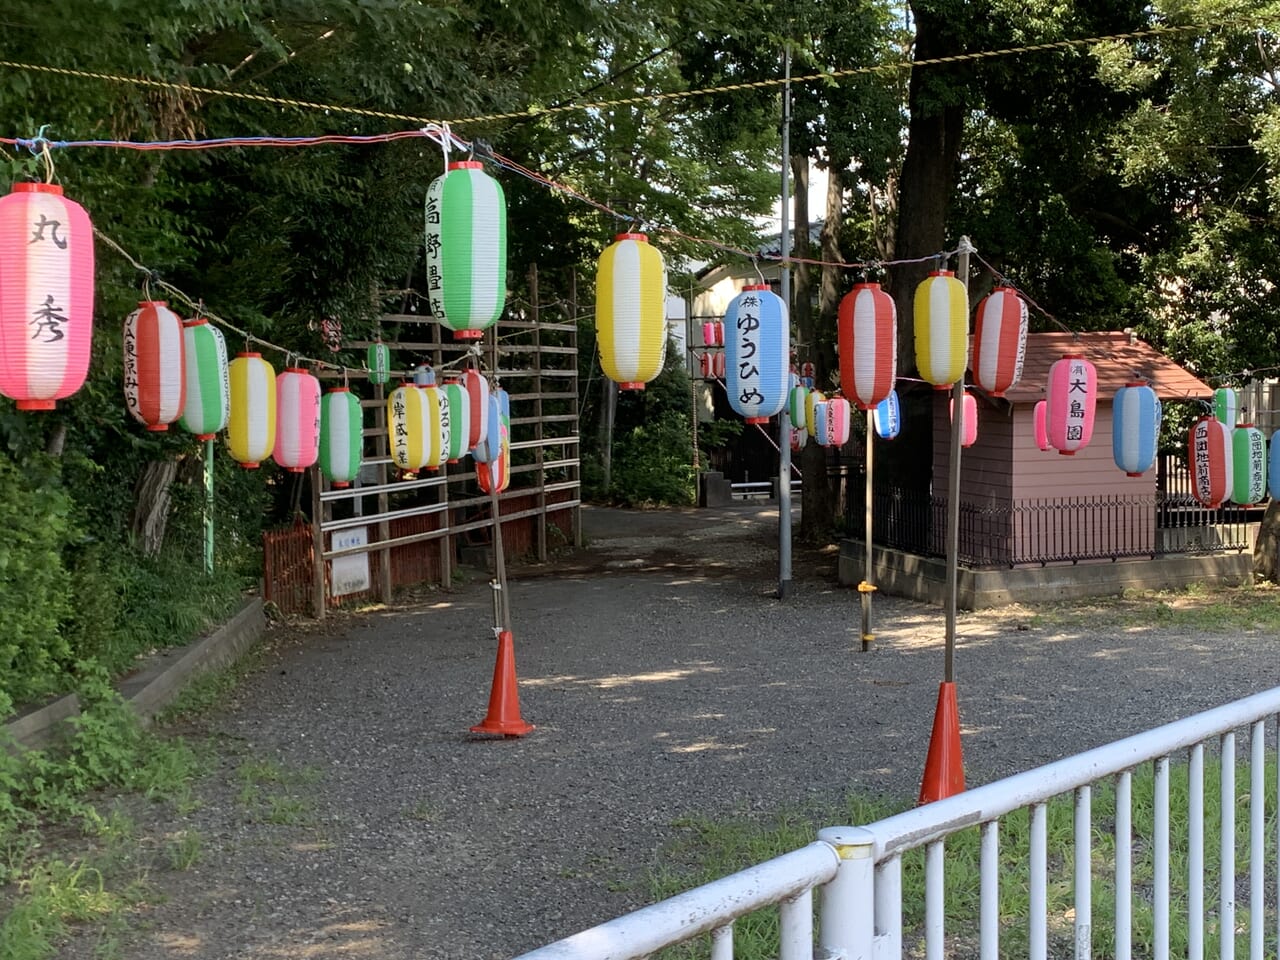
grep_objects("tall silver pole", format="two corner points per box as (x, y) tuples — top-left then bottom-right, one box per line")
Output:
(943, 237), (973, 682)
(777, 42), (793, 600)
(861, 410), (874, 650)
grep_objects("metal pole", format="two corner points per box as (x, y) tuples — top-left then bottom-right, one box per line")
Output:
(491, 486), (512, 633)
(203, 437), (214, 575)
(944, 237), (972, 683)
(861, 409), (875, 650)
(777, 42), (793, 600)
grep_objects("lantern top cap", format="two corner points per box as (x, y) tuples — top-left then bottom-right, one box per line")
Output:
(11, 182), (63, 196)
(327, 385), (351, 393)
(743, 283), (770, 291)
(1123, 380), (1149, 388)
(236, 351), (262, 359)
(927, 269), (955, 278)
(182, 317), (209, 327)
(853, 280), (882, 289)
(283, 366), (311, 374)
(137, 300), (170, 308)
(447, 160), (484, 171)
(1061, 353), (1087, 360)
(613, 232), (648, 243)
(1240, 421), (1254, 428)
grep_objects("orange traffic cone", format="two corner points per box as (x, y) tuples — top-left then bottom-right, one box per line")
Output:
(470, 630), (534, 737)
(918, 681), (965, 804)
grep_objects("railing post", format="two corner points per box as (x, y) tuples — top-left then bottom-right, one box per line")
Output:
(817, 827), (875, 960)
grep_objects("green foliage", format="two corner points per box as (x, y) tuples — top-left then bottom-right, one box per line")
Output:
(610, 410), (697, 506)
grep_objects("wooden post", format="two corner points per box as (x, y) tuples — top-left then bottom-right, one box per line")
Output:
(374, 382), (393, 603)
(310, 465), (326, 620)
(943, 238), (973, 683)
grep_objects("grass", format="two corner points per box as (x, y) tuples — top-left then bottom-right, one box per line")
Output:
(235, 758), (321, 827)
(1025, 582), (1280, 632)
(651, 756), (1276, 960)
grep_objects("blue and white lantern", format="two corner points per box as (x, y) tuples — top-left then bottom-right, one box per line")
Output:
(873, 389), (901, 440)
(724, 284), (789, 424)
(472, 393), (504, 464)
(1270, 430), (1280, 501)
(1112, 382), (1160, 477)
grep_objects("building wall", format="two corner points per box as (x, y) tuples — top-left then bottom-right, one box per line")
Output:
(931, 393), (1015, 505)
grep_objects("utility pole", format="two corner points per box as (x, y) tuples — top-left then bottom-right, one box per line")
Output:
(777, 41), (794, 600)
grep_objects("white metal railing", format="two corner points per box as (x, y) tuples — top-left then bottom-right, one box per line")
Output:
(731, 479), (803, 500)
(515, 685), (1280, 960)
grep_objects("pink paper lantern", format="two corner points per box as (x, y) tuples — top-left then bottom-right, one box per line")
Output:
(838, 282), (897, 411)
(972, 285), (1028, 397)
(950, 390), (978, 448)
(0, 183), (94, 410)
(823, 396), (851, 447)
(1189, 415), (1232, 508)
(1045, 354), (1097, 455)
(123, 301), (186, 431)
(274, 367), (321, 472)
(1033, 399), (1050, 451)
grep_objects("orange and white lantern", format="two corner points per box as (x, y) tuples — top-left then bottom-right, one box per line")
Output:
(972, 285), (1027, 397)
(1189, 415), (1232, 508)
(123, 301), (186, 431)
(838, 282), (896, 410)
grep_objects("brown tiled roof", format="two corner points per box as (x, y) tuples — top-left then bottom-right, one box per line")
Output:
(978, 331), (1212, 404)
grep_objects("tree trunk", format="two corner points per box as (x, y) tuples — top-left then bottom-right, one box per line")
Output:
(1255, 500), (1280, 583)
(789, 154), (812, 342)
(130, 460), (179, 556)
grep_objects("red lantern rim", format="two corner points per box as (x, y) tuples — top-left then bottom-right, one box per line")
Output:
(137, 300), (169, 308)
(283, 366), (310, 374)
(448, 160), (484, 170)
(743, 283), (770, 291)
(327, 386), (351, 394)
(236, 351), (262, 359)
(613, 232), (649, 243)
(927, 270), (955, 277)
(852, 281), (882, 289)
(1061, 353), (1086, 360)
(183, 317), (209, 328)
(1240, 422), (1255, 429)
(11, 182), (63, 196)
(1123, 380), (1148, 388)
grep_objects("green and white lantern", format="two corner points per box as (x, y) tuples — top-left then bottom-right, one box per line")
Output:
(1213, 386), (1237, 427)
(367, 340), (392, 386)
(441, 378), (471, 463)
(424, 160), (507, 340)
(319, 387), (363, 488)
(179, 319), (229, 440)
(1231, 423), (1266, 506)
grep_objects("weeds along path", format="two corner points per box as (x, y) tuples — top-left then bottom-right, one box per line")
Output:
(55, 503), (1280, 960)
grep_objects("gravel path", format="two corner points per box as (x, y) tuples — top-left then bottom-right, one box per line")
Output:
(65, 503), (1280, 959)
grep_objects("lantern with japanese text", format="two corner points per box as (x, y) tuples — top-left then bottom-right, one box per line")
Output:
(1231, 424), (1266, 506)
(425, 160), (506, 340)
(972, 285), (1028, 397)
(421, 385), (449, 470)
(838, 281), (897, 410)
(319, 387), (362, 487)
(1213, 387), (1237, 427)
(790, 426), (808, 452)
(799, 362), (816, 388)
(0, 183), (94, 410)
(477, 415), (510, 494)
(1111, 382), (1159, 477)
(725, 284), (789, 424)
(123, 301), (186, 431)
(913, 270), (968, 389)
(813, 401), (830, 445)
(367, 340), (392, 385)
(805, 388), (825, 437)
(441, 378), (471, 462)
(596, 233), (666, 389)
(1188, 416), (1232, 508)
(1045, 355), (1097, 455)
(463, 367), (490, 449)
(473, 393), (504, 464)
(949, 391), (978, 448)
(822, 396), (851, 447)
(274, 367), (321, 472)
(1270, 431), (1280, 501)
(227, 353), (277, 468)
(387, 383), (430, 471)
(788, 377), (809, 426)
(1033, 400), (1050, 451)
(874, 390), (901, 440)
(179, 319), (229, 440)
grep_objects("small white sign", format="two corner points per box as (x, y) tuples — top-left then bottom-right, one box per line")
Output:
(331, 526), (370, 596)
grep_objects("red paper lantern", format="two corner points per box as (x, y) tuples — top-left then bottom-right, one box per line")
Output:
(1189, 415), (1232, 508)
(123, 301), (186, 431)
(1045, 354), (1097, 455)
(838, 282), (897, 411)
(1033, 399), (1050, 451)
(463, 367), (490, 450)
(274, 367), (321, 472)
(972, 285), (1027, 397)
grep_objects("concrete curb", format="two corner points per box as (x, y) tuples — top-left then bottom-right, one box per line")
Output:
(3, 597), (266, 750)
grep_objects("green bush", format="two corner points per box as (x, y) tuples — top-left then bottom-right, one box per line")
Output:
(610, 410), (696, 506)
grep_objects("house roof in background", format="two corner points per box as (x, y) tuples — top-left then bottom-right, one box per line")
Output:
(986, 332), (1212, 403)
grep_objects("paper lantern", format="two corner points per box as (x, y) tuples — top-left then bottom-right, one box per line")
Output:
(701, 321), (723, 347)
(477, 416), (510, 494)
(805, 389), (825, 437)
(788, 379), (809, 426)
(441, 378), (471, 463)
(714, 352), (726, 379)
(495, 384), (510, 423)
(949, 391), (978, 448)
(1033, 400), (1050, 451)
(822, 396), (851, 447)
(412, 364), (436, 388)
(813, 402), (831, 446)
(274, 367), (321, 472)
(123, 301), (186, 431)
(1231, 424), (1266, 506)
(725, 284), (789, 424)
(913, 270), (968, 389)
(596, 233), (666, 389)
(0, 182), (94, 410)
(790, 426), (808, 452)
(972, 285), (1027, 397)
(1269, 430), (1280, 501)
(838, 282), (896, 410)
(1045, 354), (1097, 455)
(227, 353), (277, 468)
(424, 160), (506, 340)
(180, 319), (229, 440)
(463, 367), (490, 449)
(800, 362), (816, 389)
(1111, 382), (1159, 477)
(1188, 416), (1232, 508)
(418, 385), (450, 470)
(1213, 387), (1237, 427)
(387, 383), (431, 471)
(472, 393), (504, 464)
(367, 341), (391, 385)
(319, 387), (362, 487)
(874, 390), (901, 440)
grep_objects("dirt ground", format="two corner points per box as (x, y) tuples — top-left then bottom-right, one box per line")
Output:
(57, 501), (1280, 960)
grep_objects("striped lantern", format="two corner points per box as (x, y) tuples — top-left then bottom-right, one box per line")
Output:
(387, 384), (431, 471)
(713, 353), (726, 379)
(441, 378), (471, 463)
(123, 301), (186, 431)
(1033, 399), (1051, 451)
(701, 321), (723, 347)
(800, 362), (816, 389)
(1270, 430), (1280, 501)
(972, 285), (1028, 397)
(790, 426), (808, 452)
(420, 385), (449, 470)
(1111, 382), (1159, 477)
(0, 182), (94, 410)
(1045, 354), (1097, 455)
(477, 415), (510, 494)
(949, 391), (978, 448)
(725, 284), (789, 424)
(788, 378), (809, 427)
(472, 393), (504, 464)
(413, 364), (436, 387)
(1188, 416), (1232, 508)
(596, 233), (666, 389)
(805, 389), (825, 437)
(812, 402), (830, 446)
(1231, 424), (1266, 506)
(424, 160), (507, 340)
(838, 282), (896, 410)
(874, 390), (901, 440)
(319, 387), (362, 487)
(227, 353), (277, 468)
(274, 367), (321, 472)
(1213, 387), (1237, 427)
(822, 396), (851, 447)
(699, 353), (711, 379)
(179, 319), (229, 440)
(495, 384), (510, 423)
(367, 341), (392, 385)
(913, 270), (968, 389)
(463, 367), (490, 449)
